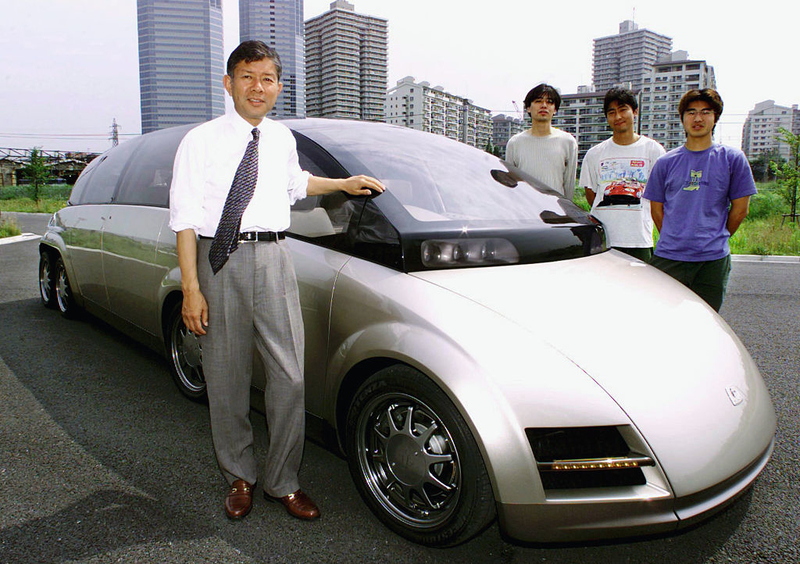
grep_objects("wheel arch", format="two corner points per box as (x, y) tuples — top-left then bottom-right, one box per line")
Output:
(328, 326), (530, 504)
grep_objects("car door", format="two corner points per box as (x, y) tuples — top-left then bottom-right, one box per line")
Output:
(102, 127), (183, 337)
(64, 139), (141, 310)
(273, 133), (370, 417)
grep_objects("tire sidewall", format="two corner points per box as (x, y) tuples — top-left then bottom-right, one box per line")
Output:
(345, 365), (494, 546)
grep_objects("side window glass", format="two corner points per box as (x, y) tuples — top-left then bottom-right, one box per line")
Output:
(116, 128), (185, 207)
(78, 138), (141, 205)
(290, 133), (366, 243)
(68, 159), (98, 205)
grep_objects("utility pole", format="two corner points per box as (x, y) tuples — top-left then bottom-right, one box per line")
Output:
(109, 119), (120, 147)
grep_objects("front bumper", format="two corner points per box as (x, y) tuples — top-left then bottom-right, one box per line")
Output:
(497, 439), (774, 542)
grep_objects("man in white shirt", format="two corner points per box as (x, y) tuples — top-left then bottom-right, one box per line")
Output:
(169, 41), (383, 522)
(580, 87), (665, 261)
(506, 83), (578, 200)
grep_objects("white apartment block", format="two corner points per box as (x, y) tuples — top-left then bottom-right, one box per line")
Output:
(551, 89), (607, 164)
(305, 0), (387, 120)
(385, 76), (493, 149)
(639, 52), (716, 150)
(491, 114), (527, 159)
(593, 20), (672, 93)
(742, 100), (798, 161)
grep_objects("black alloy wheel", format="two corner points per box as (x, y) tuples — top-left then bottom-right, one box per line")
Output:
(345, 365), (495, 547)
(166, 300), (206, 401)
(39, 250), (56, 308)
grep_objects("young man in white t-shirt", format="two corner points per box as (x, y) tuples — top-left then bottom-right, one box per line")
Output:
(579, 88), (665, 261)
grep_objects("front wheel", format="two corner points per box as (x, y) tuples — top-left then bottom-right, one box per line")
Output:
(345, 365), (495, 547)
(166, 301), (206, 401)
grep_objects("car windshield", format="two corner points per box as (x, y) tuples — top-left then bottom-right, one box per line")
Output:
(290, 119), (604, 271)
(292, 120), (584, 229)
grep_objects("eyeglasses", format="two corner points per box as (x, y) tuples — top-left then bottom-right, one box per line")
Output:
(684, 109), (715, 118)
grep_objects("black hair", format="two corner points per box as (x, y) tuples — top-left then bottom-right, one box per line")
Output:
(226, 40), (282, 79)
(678, 88), (723, 123)
(603, 87), (638, 114)
(523, 84), (562, 112)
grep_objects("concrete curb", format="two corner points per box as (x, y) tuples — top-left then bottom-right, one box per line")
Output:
(0, 233), (40, 246)
(732, 254), (800, 263)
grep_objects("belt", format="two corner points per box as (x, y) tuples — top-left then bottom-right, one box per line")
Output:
(238, 231), (285, 242)
(199, 231), (286, 242)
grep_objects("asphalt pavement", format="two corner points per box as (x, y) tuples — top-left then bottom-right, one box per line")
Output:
(0, 213), (798, 563)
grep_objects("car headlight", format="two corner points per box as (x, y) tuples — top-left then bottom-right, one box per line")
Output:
(421, 238), (519, 268)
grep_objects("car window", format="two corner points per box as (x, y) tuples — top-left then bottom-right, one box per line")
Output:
(115, 127), (185, 207)
(75, 138), (142, 205)
(290, 132), (372, 245)
(68, 157), (99, 205)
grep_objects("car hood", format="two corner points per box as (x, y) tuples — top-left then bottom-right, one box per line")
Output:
(411, 250), (776, 497)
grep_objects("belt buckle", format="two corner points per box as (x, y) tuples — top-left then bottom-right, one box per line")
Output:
(240, 232), (256, 242)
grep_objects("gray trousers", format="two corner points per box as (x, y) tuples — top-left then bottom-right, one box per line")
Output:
(197, 237), (305, 497)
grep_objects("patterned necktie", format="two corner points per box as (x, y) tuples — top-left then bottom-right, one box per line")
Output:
(208, 127), (260, 274)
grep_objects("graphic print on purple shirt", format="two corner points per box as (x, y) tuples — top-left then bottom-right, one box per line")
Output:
(643, 144), (757, 262)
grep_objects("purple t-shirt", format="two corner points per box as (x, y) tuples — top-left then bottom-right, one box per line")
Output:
(643, 144), (757, 261)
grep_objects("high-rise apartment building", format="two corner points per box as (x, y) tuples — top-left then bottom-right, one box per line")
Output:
(593, 20), (672, 93)
(240, 0), (305, 117)
(551, 88), (607, 163)
(137, 0), (225, 134)
(492, 114), (527, 159)
(639, 51), (716, 150)
(305, 1), (387, 120)
(385, 77), (493, 149)
(742, 100), (798, 161)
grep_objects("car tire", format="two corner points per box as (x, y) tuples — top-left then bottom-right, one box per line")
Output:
(345, 365), (495, 546)
(166, 300), (207, 401)
(55, 257), (79, 318)
(39, 250), (56, 308)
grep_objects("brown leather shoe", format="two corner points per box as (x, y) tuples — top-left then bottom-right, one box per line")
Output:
(267, 489), (320, 520)
(224, 479), (253, 520)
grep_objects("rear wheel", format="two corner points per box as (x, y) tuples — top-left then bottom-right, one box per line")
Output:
(345, 365), (495, 546)
(166, 300), (206, 401)
(55, 257), (79, 318)
(39, 250), (56, 308)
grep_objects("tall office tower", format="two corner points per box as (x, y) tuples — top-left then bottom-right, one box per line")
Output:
(305, 1), (387, 120)
(639, 51), (716, 150)
(137, 0), (225, 134)
(742, 100), (798, 161)
(240, 0), (305, 117)
(384, 76), (492, 149)
(593, 20), (672, 93)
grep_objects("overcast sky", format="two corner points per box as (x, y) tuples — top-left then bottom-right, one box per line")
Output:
(0, 0), (797, 153)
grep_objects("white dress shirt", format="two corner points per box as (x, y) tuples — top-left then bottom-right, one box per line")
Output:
(169, 111), (310, 237)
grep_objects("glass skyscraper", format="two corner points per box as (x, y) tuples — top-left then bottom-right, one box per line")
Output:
(240, 0), (305, 117)
(137, 0), (225, 134)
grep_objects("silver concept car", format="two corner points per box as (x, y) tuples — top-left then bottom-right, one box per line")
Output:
(38, 119), (776, 546)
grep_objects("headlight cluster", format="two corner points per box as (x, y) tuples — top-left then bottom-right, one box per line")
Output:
(421, 238), (519, 268)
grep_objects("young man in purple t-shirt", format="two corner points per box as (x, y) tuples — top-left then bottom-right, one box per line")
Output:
(643, 89), (756, 311)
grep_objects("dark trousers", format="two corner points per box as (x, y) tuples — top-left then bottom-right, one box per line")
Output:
(649, 254), (732, 312)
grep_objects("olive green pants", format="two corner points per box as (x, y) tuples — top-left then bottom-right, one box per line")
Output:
(649, 254), (732, 312)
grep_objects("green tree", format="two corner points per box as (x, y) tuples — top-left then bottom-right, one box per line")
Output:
(750, 149), (782, 182)
(484, 139), (502, 158)
(20, 147), (52, 207)
(770, 128), (800, 224)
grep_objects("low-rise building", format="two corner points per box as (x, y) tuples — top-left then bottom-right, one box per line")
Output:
(385, 76), (492, 149)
